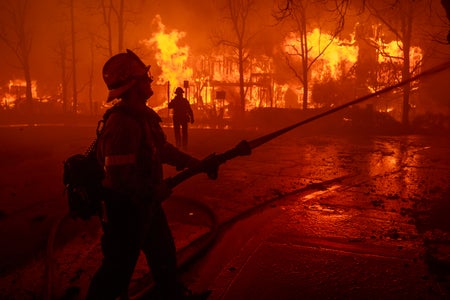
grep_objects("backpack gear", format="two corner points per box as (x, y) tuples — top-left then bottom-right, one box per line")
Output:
(62, 106), (132, 220)
(63, 120), (105, 220)
(62, 105), (163, 220)
(102, 49), (151, 102)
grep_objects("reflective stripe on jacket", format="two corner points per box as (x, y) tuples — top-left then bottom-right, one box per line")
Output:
(97, 102), (192, 196)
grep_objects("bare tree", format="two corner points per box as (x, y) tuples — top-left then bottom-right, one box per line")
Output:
(54, 37), (70, 113)
(69, 0), (79, 114)
(94, 0), (144, 56)
(88, 35), (96, 115)
(214, 0), (259, 114)
(99, 0), (113, 56)
(0, 0), (33, 111)
(52, 0), (141, 115)
(98, 0), (125, 56)
(274, 0), (348, 109)
(53, 0), (88, 115)
(367, 0), (426, 126)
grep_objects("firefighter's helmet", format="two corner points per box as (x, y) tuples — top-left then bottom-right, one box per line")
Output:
(175, 87), (184, 95)
(102, 49), (150, 102)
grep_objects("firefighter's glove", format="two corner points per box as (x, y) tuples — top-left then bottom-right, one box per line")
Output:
(152, 181), (172, 203)
(202, 153), (220, 180)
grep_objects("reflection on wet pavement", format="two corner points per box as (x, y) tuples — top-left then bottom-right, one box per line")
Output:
(1, 126), (449, 298)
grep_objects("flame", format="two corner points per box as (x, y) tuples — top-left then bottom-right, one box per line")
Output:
(284, 29), (358, 83)
(2, 94), (16, 108)
(378, 40), (423, 71)
(2, 80), (38, 108)
(141, 19), (422, 115)
(142, 15), (193, 91)
(9, 79), (38, 97)
(379, 107), (394, 113)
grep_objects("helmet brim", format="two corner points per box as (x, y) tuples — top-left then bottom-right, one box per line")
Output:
(106, 79), (136, 102)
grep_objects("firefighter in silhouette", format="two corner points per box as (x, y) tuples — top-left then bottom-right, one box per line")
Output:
(168, 87), (194, 150)
(86, 49), (217, 300)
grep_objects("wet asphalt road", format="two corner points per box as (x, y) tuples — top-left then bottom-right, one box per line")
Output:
(178, 130), (450, 299)
(0, 125), (449, 299)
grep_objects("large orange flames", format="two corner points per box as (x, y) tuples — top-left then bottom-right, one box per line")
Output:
(142, 15), (193, 91)
(0, 17), (426, 117)
(142, 18), (423, 114)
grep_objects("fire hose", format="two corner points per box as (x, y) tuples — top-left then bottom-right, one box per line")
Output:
(165, 60), (450, 189)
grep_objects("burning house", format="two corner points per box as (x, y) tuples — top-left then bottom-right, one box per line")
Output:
(140, 15), (424, 128)
(1, 0), (442, 131)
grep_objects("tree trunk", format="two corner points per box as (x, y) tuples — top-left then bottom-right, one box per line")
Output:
(239, 47), (245, 113)
(117, 0), (124, 52)
(60, 45), (68, 113)
(401, 3), (413, 127)
(88, 41), (94, 115)
(401, 56), (411, 126)
(301, 18), (308, 110)
(24, 60), (33, 113)
(70, 0), (78, 114)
